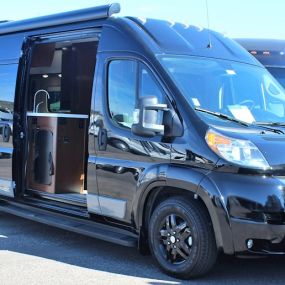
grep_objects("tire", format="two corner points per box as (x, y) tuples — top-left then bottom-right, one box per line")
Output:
(149, 196), (217, 279)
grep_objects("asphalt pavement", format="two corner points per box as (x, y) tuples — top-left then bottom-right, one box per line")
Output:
(0, 213), (284, 285)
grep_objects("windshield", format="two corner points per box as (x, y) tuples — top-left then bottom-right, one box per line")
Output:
(159, 56), (285, 124)
(267, 67), (285, 89)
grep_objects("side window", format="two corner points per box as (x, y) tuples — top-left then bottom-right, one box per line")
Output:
(0, 64), (18, 146)
(139, 65), (164, 103)
(139, 64), (166, 126)
(108, 60), (137, 129)
(0, 64), (17, 112)
(108, 60), (167, 132)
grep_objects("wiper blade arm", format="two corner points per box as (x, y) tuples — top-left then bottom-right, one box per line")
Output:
(255, 122), (285, 127)
(194, 107), (249, 126)
(253, 122), (285, 134)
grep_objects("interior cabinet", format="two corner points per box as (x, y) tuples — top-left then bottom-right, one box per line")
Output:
(27, 113), (87, 194)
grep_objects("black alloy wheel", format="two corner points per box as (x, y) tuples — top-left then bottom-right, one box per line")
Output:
(149, 197), (217, 279)
(159, 213), (192, 264)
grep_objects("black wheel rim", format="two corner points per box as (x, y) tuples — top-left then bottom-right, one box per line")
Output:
(158, 214), (192, 264)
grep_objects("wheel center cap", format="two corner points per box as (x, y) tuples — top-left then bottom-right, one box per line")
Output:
(170, 236), (176, 244)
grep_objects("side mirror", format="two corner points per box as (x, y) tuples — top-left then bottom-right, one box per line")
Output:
(131, 96), (168, 137)
(132, 96), (169, 137)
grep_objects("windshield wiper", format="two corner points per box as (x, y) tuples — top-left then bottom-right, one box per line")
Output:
(254, 122), (285, 127)
(253, 122), (285, 134)
(194, 107), (249, 127)
(195, 107), (285, 134)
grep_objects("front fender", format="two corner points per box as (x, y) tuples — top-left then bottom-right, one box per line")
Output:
(134, 164), (235, 254)
(197, 175), (234, 254)
(134, 165), (206, 228)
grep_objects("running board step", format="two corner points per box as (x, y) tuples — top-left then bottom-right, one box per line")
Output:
(0, 200), (137, 247)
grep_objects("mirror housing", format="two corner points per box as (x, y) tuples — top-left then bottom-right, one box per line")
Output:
(163, 109), (183, 137)
(132, 96), (168, 137)
(131, 96), (183, 138)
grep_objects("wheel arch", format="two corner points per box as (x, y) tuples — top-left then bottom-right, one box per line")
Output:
(136, 168), (235, 255)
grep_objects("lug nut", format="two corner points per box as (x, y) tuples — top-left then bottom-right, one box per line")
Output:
(188, 236), (193, 246)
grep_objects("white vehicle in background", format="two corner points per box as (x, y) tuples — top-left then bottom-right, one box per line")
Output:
(0, 107), (13, 142)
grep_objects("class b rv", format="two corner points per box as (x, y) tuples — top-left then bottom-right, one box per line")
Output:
(236, 38), (285, 88)
(1, 3), (285, 280)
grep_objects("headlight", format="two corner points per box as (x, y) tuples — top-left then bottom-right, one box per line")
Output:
(205, 129), (270, 169)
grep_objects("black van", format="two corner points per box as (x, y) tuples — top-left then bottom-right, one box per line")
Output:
(236, 38), (285, 88)
(1, 3), (285, 279)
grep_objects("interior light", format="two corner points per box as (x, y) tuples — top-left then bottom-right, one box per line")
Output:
(263, 51), (270, 55)
(42, 74), (49, 78)
(58, 74), (62, 78)
(280, 51), (285, 55)
(250, 50), (257, 55)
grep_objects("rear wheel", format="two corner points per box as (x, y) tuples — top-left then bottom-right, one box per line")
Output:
(149, 197), (217, 279)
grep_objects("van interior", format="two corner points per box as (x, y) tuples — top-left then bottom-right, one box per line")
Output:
(24, 35), (99, 207)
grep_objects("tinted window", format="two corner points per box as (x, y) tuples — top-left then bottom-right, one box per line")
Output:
(139, 65), (165, 125)
(0, 64), (17, 112)
(108, 60), (166, 131)
(108, 60), (137, 129)
(0, 64), (17, 147)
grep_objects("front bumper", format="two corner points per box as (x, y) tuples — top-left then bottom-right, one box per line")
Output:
(200, 172), (285, 255)
(231, 218), (285, 254)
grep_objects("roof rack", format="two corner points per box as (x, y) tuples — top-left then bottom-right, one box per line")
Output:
(0, 3), (120, 36)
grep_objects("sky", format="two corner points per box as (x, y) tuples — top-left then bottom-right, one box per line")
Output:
(0, 0), (285, 39)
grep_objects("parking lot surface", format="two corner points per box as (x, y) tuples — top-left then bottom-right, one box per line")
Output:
(0, 213), (285, 285)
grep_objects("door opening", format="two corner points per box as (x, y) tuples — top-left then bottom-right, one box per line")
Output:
(24, 34), (99, 206)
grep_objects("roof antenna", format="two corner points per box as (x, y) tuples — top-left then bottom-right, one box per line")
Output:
(205, 0), (212, 48)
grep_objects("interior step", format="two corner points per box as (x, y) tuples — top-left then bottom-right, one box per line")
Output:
(0, 200), (138, 247)
(26, 189), (87, 207)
